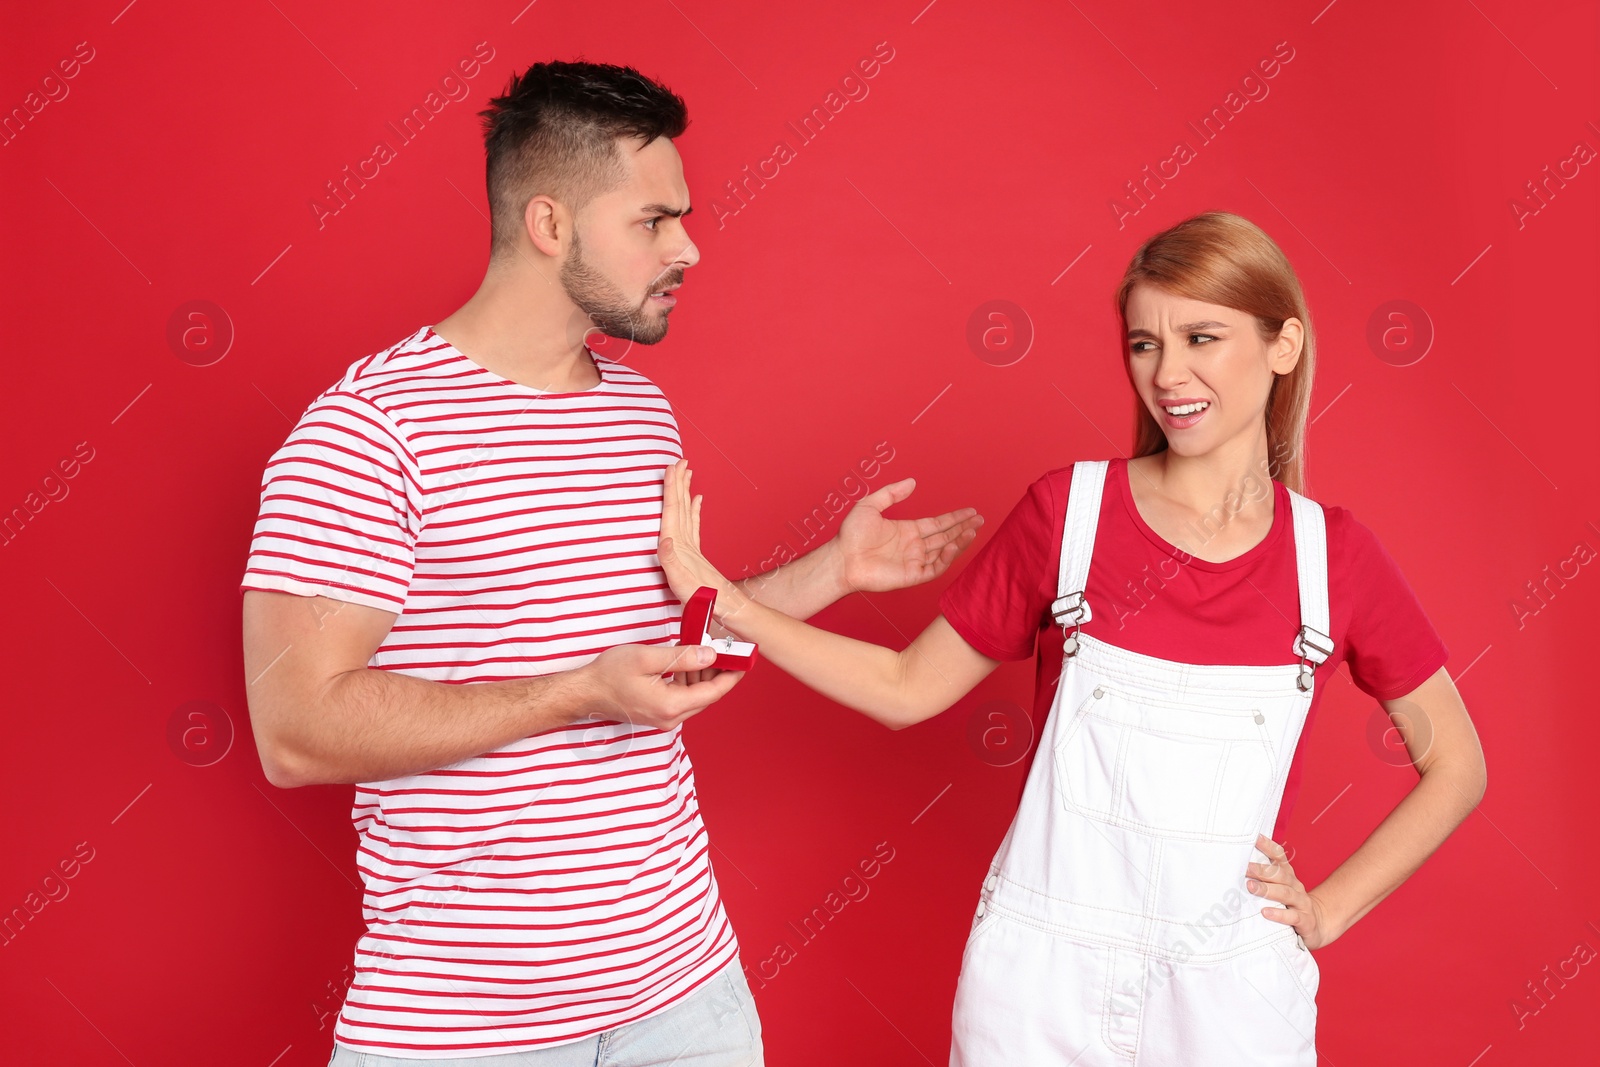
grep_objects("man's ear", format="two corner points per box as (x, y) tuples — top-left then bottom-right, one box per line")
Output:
(524, 195), (566, 258)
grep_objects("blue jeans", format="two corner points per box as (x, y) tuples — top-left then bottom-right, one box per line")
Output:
(325, 959), (763, 1067)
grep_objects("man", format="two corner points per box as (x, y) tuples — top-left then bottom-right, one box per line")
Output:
(240, 60), (981, 1065)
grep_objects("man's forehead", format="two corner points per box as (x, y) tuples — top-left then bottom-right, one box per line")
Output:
(607, 139), (690, 213)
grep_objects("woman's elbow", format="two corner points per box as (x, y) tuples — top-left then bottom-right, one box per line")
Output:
(1425, 754), (1487, 807)
(879, 694), (948, 731)
(1467, 760), (1488, 806)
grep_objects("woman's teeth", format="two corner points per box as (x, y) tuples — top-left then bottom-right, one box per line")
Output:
(1167, 402), (1209, 416)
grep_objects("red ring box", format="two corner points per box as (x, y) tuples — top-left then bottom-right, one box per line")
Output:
(664, 585), (759, 675)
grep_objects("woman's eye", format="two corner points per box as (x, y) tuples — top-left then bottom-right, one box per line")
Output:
(1191, 333), (1217, 345)
(1131, 341), (1153, 353)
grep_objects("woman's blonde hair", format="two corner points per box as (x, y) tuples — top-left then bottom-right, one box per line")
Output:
(1113, 211), (1315, 494)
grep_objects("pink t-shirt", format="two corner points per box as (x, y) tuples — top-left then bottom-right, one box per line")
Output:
(938, 457), (1450, 841)
(241, 326), (735, 1057)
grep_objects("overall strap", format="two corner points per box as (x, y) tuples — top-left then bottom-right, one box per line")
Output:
(1052, 460), (1108, 653)
(1287, 488), (1334, 690)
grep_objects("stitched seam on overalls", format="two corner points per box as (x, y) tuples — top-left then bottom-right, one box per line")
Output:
(986, 895), (1137, 950)
(1093, 680), (1275, 715)
(1100, 945), (1116, 1054)
(1271, 936), (1320, 1014)
(1056, 804), (1254, 841)
(1000, 867), (1155, 921)
(1130, 839), (1164, 1058)
(1222, 739), (1276, 838)
(1111, 719), (1132, 822)
(1075, 634), (1304, 695)
(1101, 946), (1137, 1061)
(1053, 690), (1106, 822)
(1204, 744), (1226, 835)
(989, 880), (1294, 964)
(997, 845), (1269, 932)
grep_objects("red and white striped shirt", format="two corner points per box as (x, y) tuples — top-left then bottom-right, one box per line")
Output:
(240, 325), (738, 1057)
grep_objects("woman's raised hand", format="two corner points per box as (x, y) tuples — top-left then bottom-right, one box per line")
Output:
(657, 459), (735, 606)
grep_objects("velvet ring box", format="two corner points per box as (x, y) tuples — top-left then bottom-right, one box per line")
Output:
(664, 585), (759, 675)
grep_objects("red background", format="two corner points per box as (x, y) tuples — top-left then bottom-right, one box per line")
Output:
(3, 1), (1596, 1064)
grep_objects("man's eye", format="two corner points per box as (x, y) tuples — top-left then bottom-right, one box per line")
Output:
(644, 217), (660, 230)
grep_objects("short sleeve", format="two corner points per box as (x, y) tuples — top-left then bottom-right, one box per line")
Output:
(240, 391), (421, 613)
(937, 470), (1062, 661)
(1335, 509), (1450, 700)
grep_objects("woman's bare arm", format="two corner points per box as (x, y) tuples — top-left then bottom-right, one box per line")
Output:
(1304, 666), (1487, 942)
(712, 580), (1003, 728)
(656, 458), (1006, 727)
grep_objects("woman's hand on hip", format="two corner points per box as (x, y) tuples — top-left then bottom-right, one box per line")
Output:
(1247, 833), (1339, 950)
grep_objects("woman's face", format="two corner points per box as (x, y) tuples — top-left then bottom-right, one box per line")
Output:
(1123, 283), (1301, 459)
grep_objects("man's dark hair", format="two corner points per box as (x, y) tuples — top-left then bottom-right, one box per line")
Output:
(478, 60), (689, 260)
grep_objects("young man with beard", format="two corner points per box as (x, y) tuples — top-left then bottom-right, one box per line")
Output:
(240, 60), (981, 1065)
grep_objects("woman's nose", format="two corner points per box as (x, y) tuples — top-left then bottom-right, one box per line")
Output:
(1153, 349), (1188, 387)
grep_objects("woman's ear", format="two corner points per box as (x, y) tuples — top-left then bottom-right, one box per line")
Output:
(1271, 317), (1306, 374)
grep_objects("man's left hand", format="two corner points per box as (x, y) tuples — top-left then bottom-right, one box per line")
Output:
(836, 478), (983, 593)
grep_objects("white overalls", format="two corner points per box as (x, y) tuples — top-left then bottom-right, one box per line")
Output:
(950, 460), (1334, 1066)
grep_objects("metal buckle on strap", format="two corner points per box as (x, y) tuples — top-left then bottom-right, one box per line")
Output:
(1051, 591), (1091, 626)
(1293, 624), (1334, 662)
(1293, 625), (1333, 691)
(1052, 591), (1091, 655)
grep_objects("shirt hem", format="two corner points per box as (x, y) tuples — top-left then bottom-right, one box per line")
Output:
(240, 576), (403, 614)
(1357, 644), (1450, 701)
(330, 923), (741, 1058)
(939, 595), (1034, 662)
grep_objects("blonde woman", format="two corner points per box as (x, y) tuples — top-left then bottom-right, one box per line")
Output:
(656, 211), (1485, 1065)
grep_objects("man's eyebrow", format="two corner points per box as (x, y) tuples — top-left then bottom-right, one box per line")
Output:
(641, 203), (693, 218)
(1126, 320), (1230, 339)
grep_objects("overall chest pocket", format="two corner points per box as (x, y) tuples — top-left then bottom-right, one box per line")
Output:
(1054, 681), (1277, 841)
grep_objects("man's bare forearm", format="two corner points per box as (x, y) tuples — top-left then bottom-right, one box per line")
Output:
(277, 666), (597, 787)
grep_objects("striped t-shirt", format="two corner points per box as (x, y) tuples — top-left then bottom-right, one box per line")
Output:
(240, 325), (738, 1057)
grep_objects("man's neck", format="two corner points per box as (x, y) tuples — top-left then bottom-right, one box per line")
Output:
(433, 276), (594, 391)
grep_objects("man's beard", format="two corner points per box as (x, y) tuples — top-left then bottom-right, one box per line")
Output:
(559, 229), (676, 347)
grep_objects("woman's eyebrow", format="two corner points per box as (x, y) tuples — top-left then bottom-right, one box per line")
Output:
(1127, 320), (1231, 338)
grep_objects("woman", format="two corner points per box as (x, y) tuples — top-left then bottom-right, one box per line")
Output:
(657, 211), (1486, 1065)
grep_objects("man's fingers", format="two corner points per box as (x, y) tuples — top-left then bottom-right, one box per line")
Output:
(677, 668), (745, 713)
(926, 510), (984, 544)
(661, 644), (717, 674)
(921, 514), (983, 553)
(912, 505), (981, 537)
(858, 477), (917, 513)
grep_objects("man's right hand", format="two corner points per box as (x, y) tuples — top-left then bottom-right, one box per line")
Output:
(576, 643), (745, 731)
